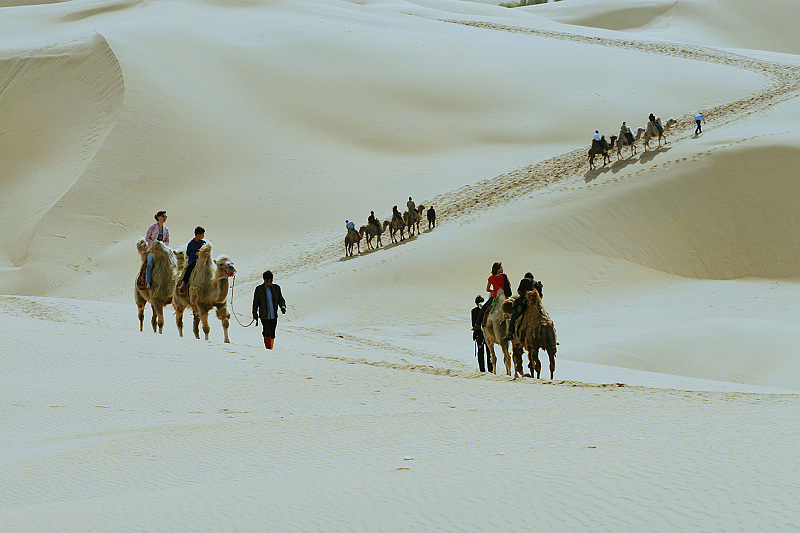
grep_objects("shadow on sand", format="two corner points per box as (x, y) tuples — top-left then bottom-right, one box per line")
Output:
(638, 145), (671, 164)
(339, 228), (433, 261)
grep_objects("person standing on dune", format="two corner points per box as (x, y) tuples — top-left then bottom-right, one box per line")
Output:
(695, 112), (706, 134)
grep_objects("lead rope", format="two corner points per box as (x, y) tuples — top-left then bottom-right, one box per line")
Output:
(229, 274), (255, 327)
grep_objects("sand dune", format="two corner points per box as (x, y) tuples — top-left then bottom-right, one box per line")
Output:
(1, 0), (799, 529)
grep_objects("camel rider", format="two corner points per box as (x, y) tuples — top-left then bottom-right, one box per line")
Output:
(392, 205), (404, 227)
(407, 196), (416, 213)
(502, 273), (543, 342)
(144, 210), (170, 290)
(621, 121), (634, 145)
(649, 113), (663, 135)
(480, 261), (512, 326)
(368, 211), (382, 234)
(593, 130), (601, 142)
(177, 226), (205, 294)
(345, 220), (360, 241)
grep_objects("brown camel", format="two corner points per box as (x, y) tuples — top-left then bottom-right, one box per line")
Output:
(344, 229), (360, 256)
(615, 126), (644, 160)
(643, 117), (676, 151)
(387, 216), (405, 243)
(359, 222), (384, 249)
(181, 243), (236, 343)
(504, 290), (557, 379)
(134, 239), (178, 334)
(404, 209), (420, 237)
(588, 137), (614, 169)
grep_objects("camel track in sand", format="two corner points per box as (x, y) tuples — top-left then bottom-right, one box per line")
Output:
(267, 20), (800, 277)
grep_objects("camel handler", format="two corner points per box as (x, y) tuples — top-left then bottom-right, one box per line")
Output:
(252, 270), (286, 350)
(471, 295), (492, 373)
(427, 205), (435, 229)
(502, 273), (543, 342)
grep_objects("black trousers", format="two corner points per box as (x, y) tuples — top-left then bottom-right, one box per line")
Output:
(261, 318), (277, 338)
(474, 332), (492, 372)
(182, 262), (196, 283)
(695, 119), (702, 134)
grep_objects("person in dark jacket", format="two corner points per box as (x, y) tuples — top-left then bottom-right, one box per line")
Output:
(427, 205), (436, 229)
(252, 270), (286, 350)
(177, 226), (205, 294)
(502, 272), (543, 342)
(471, 295), (492, 372)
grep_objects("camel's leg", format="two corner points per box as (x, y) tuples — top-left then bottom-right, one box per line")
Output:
(150, 307), (157, 333)
(512, 344), (525, 377)
(486, 344), (497, 375)
(192, 312), (201, 339)
(155, 303), (165, 334)
(200, 309), (211, 341)
(216, 305), (231, 343)
(548, 347), (557, 379)
(175, 307), (184, 337)
(529, 349), (542, 379)
(501, 343), (512, 377)
(137, 303), (145, 332)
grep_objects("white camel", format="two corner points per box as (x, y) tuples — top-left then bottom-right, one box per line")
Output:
(134, 239), (177, 334)
(482, 298), (513, 376)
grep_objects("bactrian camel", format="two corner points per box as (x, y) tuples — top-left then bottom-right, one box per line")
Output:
(482, 297), (513, 376)
(344, 229), (360, 256)
(503, 289), (557, 379)
(174, 243), (236, 343)
(134, 239), (177, 334)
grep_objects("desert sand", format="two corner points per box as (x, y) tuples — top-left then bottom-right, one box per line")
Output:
(1, 0), (799, 530)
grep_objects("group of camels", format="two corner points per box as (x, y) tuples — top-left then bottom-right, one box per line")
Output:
(482, 289), (558, 380)
(134, 239), (236, 343)
(588, 116), (677, 169)
(345, 203), (429, 256)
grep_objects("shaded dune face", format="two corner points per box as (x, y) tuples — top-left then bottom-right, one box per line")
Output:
(545, 145), (800, 280)
(0, 33), (124, 268)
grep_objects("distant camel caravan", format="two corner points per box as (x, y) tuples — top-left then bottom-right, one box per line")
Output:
(345, 204), (429, 255)
(503, 290), (557, 379)
(590, 117), (677, 166)
(135, 240), (235, 343)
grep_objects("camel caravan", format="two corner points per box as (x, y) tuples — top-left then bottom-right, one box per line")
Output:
(588, 116), (677, 170)
(344, 197), (436, 257)
(135, 234), (236, 343)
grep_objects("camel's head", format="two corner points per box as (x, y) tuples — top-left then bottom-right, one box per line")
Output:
(215, 256), (236, 277)
(501, 298), (514, 316)
(136, 238), (148, 257)
(173, 249), (187, 270)
(665, 117), (677, 129)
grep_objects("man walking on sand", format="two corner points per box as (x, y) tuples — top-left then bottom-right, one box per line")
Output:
(252, 270), (286, 350)
(695, 112), (706, 134)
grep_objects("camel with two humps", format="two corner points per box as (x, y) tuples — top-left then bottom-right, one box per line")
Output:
(359, 221), (388, 249)
(134, 239), (178, 334)
(588, 137), (614, 169)
(344, 229), (361, 256)
(173, 243), (236, 342)
(643, 117), (676, 151)
(482, 297), (514, 376)
(386, 216), (405, 243)
(502, 290), (557, 379)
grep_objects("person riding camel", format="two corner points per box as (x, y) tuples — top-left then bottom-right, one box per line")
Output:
(479, 261), (512, 326)
(649, 113), (664, 135)
(345, 219), (360, 241)
(502, 272), (543, 341)
(620, 121), (635, 145)
(368, 211), (382, 234)
(407, 196), (416, 213)
(392, 205), (404, 227)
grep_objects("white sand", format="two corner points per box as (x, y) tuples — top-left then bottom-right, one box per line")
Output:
(1, 0), (799, 529)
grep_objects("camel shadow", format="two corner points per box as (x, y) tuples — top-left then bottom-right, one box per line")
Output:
(610, 157), (637, 173)
(638, 145), (671, 164)
(584, 167), (610, 183)
(338, 232), (419, 261)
